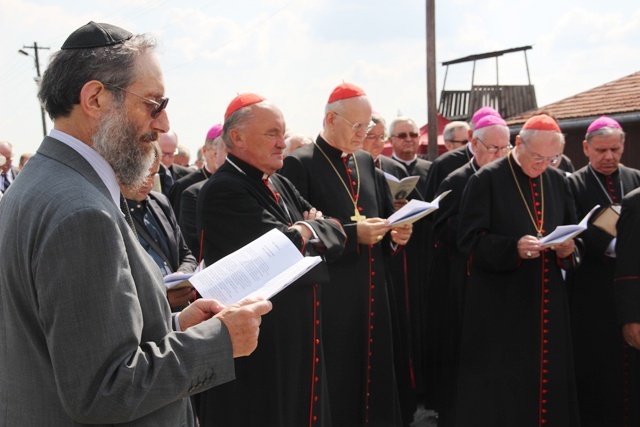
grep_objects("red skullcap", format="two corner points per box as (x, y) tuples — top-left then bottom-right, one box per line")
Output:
(224, 93), (265, 120)
(328, 83), (367, 104)
(522, 114), (561, 132)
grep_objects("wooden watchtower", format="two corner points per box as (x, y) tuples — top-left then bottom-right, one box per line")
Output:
(438, 45), (537, 121)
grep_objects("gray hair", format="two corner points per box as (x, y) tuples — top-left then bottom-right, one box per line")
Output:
(389, 116), (418, 136)
(520, 129), (565, 147)
(443, 121), (470, 141)
(38, 34), (157, 120)
(585, 127), (625, 144)
(472, 124), (509, 141)
(222, 104), (257, 150)
(371, 113), (386, 128)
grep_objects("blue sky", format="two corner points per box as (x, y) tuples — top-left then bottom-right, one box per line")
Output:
(1, 0), (639, 159)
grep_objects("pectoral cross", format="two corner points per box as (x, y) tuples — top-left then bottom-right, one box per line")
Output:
(351, 207), (366, 222)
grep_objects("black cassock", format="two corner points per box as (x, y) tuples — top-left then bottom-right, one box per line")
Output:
(568, 164), (640, 426)
(455, 153), (581, 426)
(430, 159), (477, 427)
(195, 154), (346, 427)
(281, 136), (403, 426)
(614, 187), (640, 426)
(424, 144), (473, 202)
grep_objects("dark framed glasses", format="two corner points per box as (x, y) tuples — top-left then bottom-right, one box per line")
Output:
(103, 83), (169, 119)
(391, 132), (419, 139)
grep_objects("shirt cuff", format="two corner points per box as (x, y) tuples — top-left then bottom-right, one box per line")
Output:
(173, 312), (182, 331)
(295, 221), (320, 243)
(605, 237), (617, 258)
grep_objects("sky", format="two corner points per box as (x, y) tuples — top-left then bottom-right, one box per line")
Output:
(1, 0), (639, 160)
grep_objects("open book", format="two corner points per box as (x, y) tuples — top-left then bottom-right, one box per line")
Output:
(383, 172), (421, 200)
(386, 190), (452, 227)
(538, 204), (600, 248)
(164, 229), (321, 306)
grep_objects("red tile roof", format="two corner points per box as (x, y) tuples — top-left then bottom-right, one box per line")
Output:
(506, 71), (640, 124)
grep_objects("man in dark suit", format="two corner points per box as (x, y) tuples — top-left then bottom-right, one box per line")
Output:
(158, 130), (191, 197)
(0, 140), (19, 193)
(0, 21), (271, 426)
(121, 142), (198, 310)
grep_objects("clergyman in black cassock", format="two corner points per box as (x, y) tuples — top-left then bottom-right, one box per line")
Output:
(614, 187), (640, 425)
(567, 116), (640, 426)
(430, 115), (511, 427)
(454, 115), (581, 426)
(195, 95), (346, 427)
(281, 83), (412, 426)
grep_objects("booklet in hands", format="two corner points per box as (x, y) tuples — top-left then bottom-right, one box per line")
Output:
(383, 172), (421, 200)
(386, 190), (452, 227)
(538, 204), (600, 248)
(164, 229), (321, 306)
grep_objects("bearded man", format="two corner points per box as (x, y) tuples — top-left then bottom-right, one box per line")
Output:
(0, 21), (271, 426)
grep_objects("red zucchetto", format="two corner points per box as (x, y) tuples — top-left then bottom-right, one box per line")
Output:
(224, 93), (266, 120)
(327, 83), (367, 104)
(521, 114), (561, 132)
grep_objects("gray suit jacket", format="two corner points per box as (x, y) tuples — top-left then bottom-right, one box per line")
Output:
(0, 137), (234, 426)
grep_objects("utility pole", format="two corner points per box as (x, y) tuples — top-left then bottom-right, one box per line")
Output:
(426, 0), (438, 160)
(19, 42), (50, 138)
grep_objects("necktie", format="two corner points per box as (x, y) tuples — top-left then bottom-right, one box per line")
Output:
(120, 194), (138, 237)
(1, 172), (9, 192)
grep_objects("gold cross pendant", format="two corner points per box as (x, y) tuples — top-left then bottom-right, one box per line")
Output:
(351, 208), (366, 222)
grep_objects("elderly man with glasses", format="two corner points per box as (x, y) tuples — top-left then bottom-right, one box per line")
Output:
(281, 82), (412, 426)
(424, 107), (497, 202)
(453, 114), (582, 426)
(0, 21), (271, 426)
(429, 114), (511, 425)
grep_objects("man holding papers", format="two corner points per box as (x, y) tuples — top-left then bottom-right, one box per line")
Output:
(0, 22), (271, 427)
(196, 93), (346, 426)
(566, 116), (640, 426)
(454, 114), (581, 426)
(280, 83), (412, 426)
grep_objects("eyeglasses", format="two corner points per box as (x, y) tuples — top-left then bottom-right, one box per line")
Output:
(103, 83), (169, 119)
(476, 137), (512, 154)
(332, 112), (374, 133)
(391, 132), (419, 139)
(365, 133), (386, 142)
(448, 139), (468, 145)
(520, 143), (561, 165)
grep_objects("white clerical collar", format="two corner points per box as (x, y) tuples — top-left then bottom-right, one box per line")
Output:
(467, 142), (476, 156)
(392, 153), (416, 167)
(49, 129), (120, 208)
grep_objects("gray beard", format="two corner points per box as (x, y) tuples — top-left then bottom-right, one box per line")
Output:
(92, 108), (156, 189)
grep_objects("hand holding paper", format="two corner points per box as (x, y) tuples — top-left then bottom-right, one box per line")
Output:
(178, 229), (321, 306)
(386, 190), (451, 227)
(538, 205), (600, 248)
